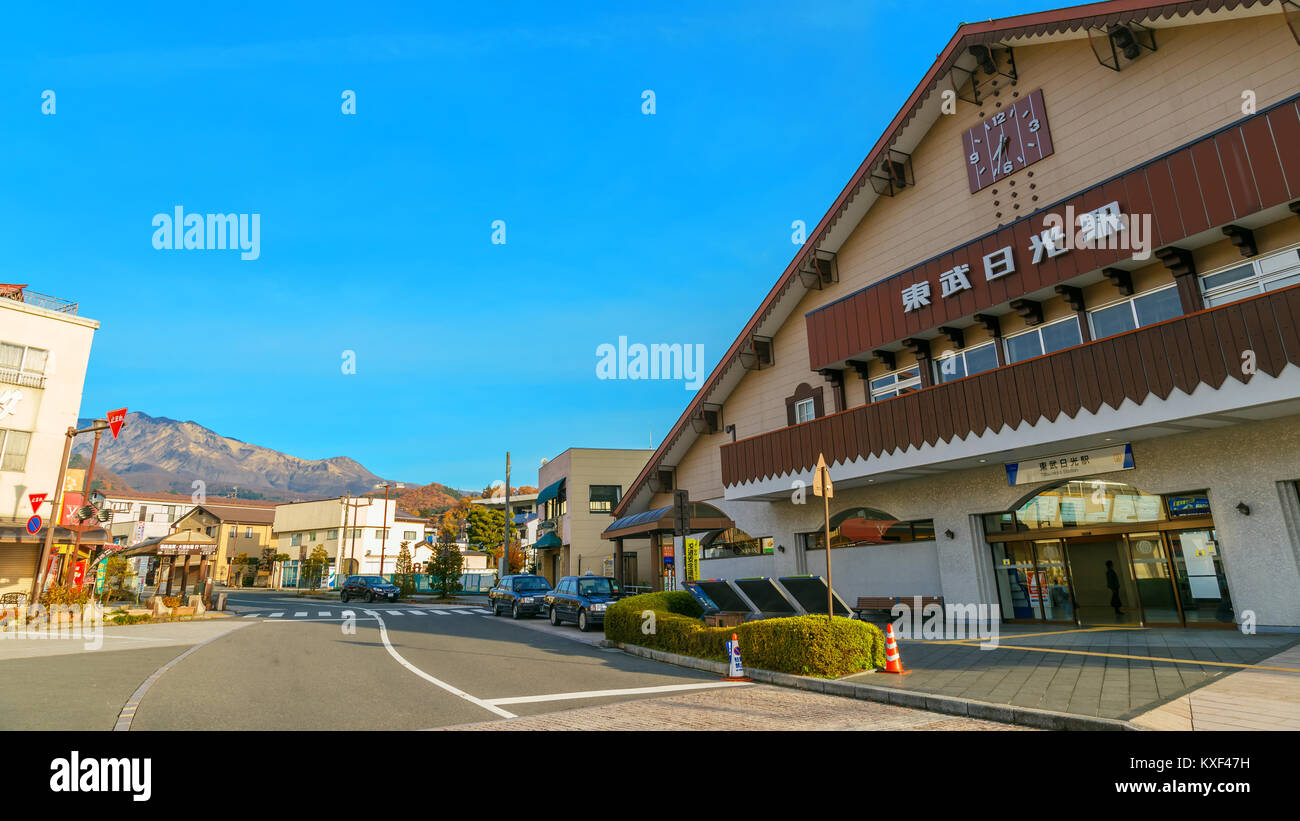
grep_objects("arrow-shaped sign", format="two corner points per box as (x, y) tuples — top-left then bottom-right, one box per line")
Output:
(107, 408), (127, 439)
(28, 493), (47, 514)
(812, 453), (834, 498)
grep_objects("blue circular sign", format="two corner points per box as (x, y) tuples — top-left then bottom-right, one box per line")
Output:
(26, 515), (42, 535)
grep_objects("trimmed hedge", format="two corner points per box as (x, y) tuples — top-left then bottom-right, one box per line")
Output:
(605, 591), (886, 678)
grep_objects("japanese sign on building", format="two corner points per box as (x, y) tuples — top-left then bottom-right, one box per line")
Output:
(902, 201), (1139, 312)
(1004, 443), (1135, 486)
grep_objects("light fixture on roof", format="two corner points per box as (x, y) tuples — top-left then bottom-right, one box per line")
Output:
(1087, 23), (1157, 71)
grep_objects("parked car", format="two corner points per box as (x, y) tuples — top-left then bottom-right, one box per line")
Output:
(488, 574), (553, 619)
(339, 575), (400, 603)
(545, 575), (623, 632)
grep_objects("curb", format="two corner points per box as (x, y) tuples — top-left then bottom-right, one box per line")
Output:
(607, 640), (1139, 731)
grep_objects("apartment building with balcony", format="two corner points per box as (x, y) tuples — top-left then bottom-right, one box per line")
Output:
(535, 448), (653, 586)
(610, 1), (1300, 630)
(0, 284), (99, 598)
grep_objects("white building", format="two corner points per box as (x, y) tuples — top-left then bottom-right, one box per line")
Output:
(272, 496), (427, 584)
(0, 284), (99, 599)
(100, 490), (198, 546)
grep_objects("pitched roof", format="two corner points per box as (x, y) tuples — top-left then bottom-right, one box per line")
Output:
(611, 0), (1279, 517)
(191, 504), (278, 524)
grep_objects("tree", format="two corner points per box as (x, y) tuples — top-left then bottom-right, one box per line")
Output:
(261, 547), (291, 587)
(465, 505), (505, 552)
(394, 542), (416, 596)
(302, 546), (330, 589)
(426, 547), (463, 598)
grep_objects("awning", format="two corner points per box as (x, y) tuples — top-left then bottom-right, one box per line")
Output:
(534, 532), (562, 549)
(536, 478), (566, 505)
(601, 503), (734, 540)
(122, 530), (219, 558)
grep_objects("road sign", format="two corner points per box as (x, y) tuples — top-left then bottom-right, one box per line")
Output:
(107, 408), (128, 439)
(28, 493), (47, 514)
(26, 515), (41, 535)
(673, 489), (690, 536)
(812, 453), (834, 498)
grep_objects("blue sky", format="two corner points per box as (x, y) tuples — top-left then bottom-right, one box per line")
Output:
(3, 0), (1042, 489)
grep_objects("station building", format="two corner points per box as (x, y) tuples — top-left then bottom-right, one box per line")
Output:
(607, 0), (1300, 629)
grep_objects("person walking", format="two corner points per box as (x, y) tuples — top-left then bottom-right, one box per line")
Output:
(1105, 560), (1124, 617)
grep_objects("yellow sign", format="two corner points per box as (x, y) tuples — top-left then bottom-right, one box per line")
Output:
(812, 453), (834, 498)
(684, 538), (700, 582)
(64, 469), (86, 494)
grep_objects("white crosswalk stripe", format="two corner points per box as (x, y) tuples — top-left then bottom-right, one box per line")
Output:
(243, 613), (260, 618)
(242, 607), (495, 620)
(407, 610), (426, 616)
(294, 612), (308, 617)
(431, 610), (449, 616)
(385, 609), (405, 615)
(453, 610), (477, 615)
(318, 611), (332, 617)
(268, 613), (284, 618)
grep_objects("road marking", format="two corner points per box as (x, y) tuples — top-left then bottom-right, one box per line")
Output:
(453, 610), (477, 615)
(294, 612), (308, 618)
(370, 613), (515, 719)
(407, 610), (426, 615)
(431, 611), (448, 616)
(268, 613), (284, 618)
(363, 610), (378, 617)
(385, 610), (405, 615)
(318, 611), (332, 617)
(484, 681), (752, 706)
(242, 613), (260, 618)
(114, 621), (255, 731)
(475, 609), (492, 614)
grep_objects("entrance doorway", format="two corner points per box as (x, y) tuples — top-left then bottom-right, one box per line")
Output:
(985, 481), (1234, 628)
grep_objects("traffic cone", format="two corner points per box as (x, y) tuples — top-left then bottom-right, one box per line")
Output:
(882, 622), (911, 674)
(722, 632), (752, 682)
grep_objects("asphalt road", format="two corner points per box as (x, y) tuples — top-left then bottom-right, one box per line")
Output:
(3, 589), (730, 730)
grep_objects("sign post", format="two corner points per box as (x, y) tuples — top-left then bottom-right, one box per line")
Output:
(812, 453), (835, 623)
(672, 489), (690, 590)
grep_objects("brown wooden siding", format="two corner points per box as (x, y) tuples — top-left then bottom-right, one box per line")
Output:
(804, 95), (1300, 371)
(722, 284), (1300, 488)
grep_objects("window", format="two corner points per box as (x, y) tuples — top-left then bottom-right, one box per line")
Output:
(166, 505), (177, 522)
(1200, 246), (1300, 307)
(374, 528), (388, 539)
(869, 366), (920, 401)
(700, 527), (774, 559)
(0, 429), (31, 472)
(291, 534), (302, 547)
(934, 342), (999, 384)
(1089, 286), (1182, 340)
(794, 398), (815, 423)
(1003, 316), (1082, 364)
(589, 484), (621, 513)
(246, 527), (253, 538)
(0, 342), (49, 388)
(804, 506), (936, 549)
(403, 530), (417, 540)
(229, 527), (237, 540)
(328, 529), (339, 539)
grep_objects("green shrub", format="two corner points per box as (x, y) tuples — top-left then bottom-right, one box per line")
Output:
(606, 592), (885, 678)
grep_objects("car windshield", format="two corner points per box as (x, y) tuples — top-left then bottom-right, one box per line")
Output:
(359, 577), (385, 584)
(516, 579), (550, 591)
(577, 578), (618, 596)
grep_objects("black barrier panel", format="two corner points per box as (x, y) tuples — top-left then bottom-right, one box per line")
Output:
(683, 582), (719, 614)
(734, 577), (797, 616)
(694, 580), (751, 613)
(777, 575), (854, 617)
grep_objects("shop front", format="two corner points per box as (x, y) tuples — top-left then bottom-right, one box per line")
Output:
(985, 480), (1233, 628)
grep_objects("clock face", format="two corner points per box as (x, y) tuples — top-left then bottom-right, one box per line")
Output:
(961, 88), (1054, 194)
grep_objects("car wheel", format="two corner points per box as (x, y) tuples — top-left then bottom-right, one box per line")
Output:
(578, 610), (590, 632)
(493, 600), (502, 616)
(511, 602), (522, 620)
(549, 606), (561, 626)
(367, 592), (375, 603)
(340, 591), (349, 603)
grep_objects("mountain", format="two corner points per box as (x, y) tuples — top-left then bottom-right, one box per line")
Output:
(71, 412), (392, 501)
(386, 482), (466, 517)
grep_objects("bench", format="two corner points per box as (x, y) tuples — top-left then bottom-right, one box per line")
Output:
(853, 595), (945, 622)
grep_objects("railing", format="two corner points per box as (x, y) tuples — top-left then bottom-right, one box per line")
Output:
(721, 285), (1300, 488)
(0, 369), (45, 390)
(0, 286), (79, 315)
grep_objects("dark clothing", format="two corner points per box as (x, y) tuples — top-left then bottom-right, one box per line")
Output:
(1106, 567), (1122, 611)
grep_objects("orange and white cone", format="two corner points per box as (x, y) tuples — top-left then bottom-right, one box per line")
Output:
(722, 632), (753, 682)
(882, 622), (911, 674)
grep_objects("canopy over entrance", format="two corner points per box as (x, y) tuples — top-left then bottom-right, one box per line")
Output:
(122, 530), (218, 557)
(601, 502), (734, 540)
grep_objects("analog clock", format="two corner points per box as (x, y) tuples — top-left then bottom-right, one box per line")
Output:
(961, 88), (1054, 194)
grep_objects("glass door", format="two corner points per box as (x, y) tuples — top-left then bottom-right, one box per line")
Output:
(1125, 532), (1180, 624)
(1168, 529), (1236, 625)
(991, 542), (1040, 621)
(1031, 540), (1074, 623)
(1064, 536), (1141, 625)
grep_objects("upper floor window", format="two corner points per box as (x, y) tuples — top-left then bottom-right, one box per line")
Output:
(793, 398), (815, 423)
(803, 506), (936, 549)
(934, 342), (999, 384)
(403, 530), (417, 540)
(0, 342), (49, 389)
(869, 366), (920, 401)
(291, 533), (302, 547)
(589, 485), (621, 513)
(1089, 285), (1182, 340)
(1200, 246), (1300, 308)
(1003, 316), (1081, 364)
(0, 428), (31, 472)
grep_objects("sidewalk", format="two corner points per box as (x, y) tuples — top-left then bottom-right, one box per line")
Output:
(1131, 642), (1300, 730)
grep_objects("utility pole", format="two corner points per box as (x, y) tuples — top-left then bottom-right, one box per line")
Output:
(502, 452), (511, 579)
(376, 482), (399, 579)
(67, 420), (108, 586)
(32, 419), (108, 600)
